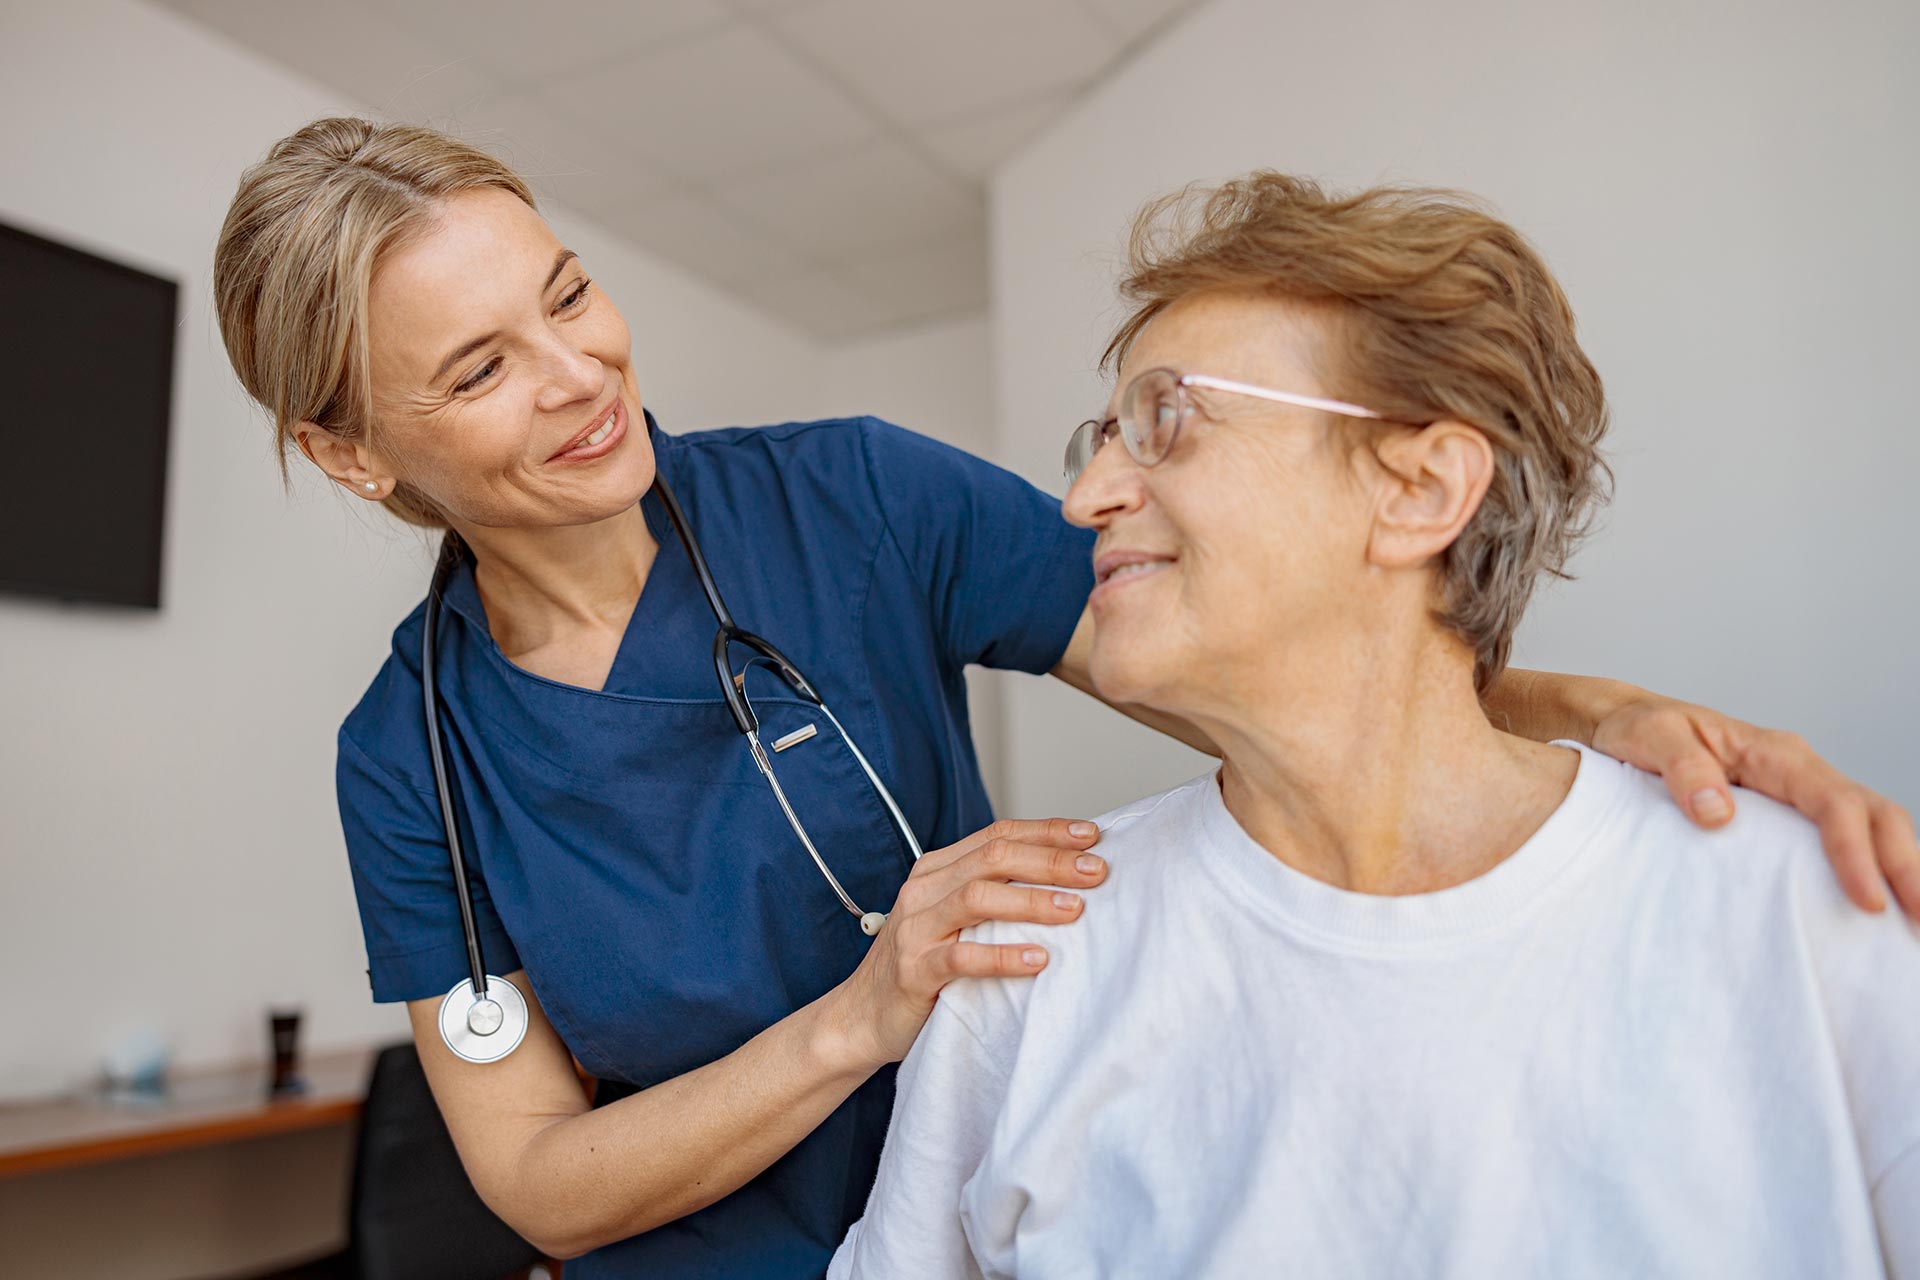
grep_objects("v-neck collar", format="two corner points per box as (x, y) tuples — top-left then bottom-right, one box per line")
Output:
(434, 410), (707, 697)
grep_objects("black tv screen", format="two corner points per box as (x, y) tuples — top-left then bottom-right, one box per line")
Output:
(0, 221), (178, 609)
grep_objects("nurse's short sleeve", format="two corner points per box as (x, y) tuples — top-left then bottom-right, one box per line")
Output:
(336, 727), (521, 1003)
(859, 417), (1094, 675)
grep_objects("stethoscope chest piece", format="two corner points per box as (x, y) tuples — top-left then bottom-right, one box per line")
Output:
(439, 975), (529, 1064)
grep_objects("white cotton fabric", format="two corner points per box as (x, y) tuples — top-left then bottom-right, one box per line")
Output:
(830, 742), (1920, 1279)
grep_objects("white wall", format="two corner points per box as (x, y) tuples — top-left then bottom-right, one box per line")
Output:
(991, 0), (1920, 823)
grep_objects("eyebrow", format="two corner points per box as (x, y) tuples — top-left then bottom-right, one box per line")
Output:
(429, 248), (579, 385)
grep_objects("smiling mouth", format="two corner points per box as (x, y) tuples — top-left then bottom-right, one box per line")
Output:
(1094, 550), (1177, 588)
(1099, 561), (1167, 586)
(548, 396), (622, 461)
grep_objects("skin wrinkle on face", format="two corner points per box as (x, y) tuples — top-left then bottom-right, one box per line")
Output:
(1073, 290), (1408, 719)
(359, 187), (655, 535)
(427, 246), (580, 386)
(1063, 287), (1559, 895)
(286, 186), (667, 671)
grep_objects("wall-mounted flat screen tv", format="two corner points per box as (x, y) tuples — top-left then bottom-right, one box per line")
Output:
(0, 221), (178, 609)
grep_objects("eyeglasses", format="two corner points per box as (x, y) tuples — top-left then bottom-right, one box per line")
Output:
(1064, 367), (1413, 484)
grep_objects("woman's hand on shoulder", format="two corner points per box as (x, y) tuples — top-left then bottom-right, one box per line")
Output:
(1593, 692), (1920, 921)
(824, 818), (1107, 1071)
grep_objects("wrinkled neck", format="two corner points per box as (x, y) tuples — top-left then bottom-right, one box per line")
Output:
(1190, 620), (1575, 895)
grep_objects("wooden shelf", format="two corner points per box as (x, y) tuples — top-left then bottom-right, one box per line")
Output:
(0, 1046), (376, 1179)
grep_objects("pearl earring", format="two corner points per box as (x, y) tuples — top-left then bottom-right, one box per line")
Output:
(363, 481), (378, 493)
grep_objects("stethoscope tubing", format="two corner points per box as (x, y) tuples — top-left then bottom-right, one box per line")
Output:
(423, 538), (492, 1004)
(420, 472), (921, 1061)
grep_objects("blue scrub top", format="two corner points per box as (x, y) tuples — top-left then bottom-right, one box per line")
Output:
(335, 413), (1096, 1278)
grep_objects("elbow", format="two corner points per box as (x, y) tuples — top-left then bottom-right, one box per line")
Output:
(470, 1175), (599, 1261)
(497, 1207), (596, 1262)
(513, 1202), (698, 1259)
(526, 1232), (593, 1264)
(484, 1188), (611, 1262)
(478, 1131), (689, 1258)
(487, 1184), (651, 1260)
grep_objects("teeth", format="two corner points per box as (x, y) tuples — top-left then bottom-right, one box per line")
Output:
(1107, 562), (1163, 582)
(581, 406), (615, 448)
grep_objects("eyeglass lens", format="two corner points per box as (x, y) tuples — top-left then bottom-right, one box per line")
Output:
(1066, 369), (1187, 484)
(1065, 419), (1103, 482)
(1123, 369), (1182, 467)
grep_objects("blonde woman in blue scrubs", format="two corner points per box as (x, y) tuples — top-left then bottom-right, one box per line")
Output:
(210, 118), (1918, 1279)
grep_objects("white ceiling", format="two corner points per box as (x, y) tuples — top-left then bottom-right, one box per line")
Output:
(156, 0), (1205, 340)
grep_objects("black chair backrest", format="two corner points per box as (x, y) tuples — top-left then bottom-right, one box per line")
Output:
(347, 1042), (544, 1280)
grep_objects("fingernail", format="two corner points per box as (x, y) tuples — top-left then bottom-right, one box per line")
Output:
(1023, 948), (1047, 967)
(1069, 822), (1097, 839)
(1690, 788), (1733, 823)
(1053, 892), (1080, 911)
(1076, 854), (1104, 874)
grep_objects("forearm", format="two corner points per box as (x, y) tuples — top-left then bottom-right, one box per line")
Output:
(509, 991), (875, 1257)
(1482, 666), (1643, 746)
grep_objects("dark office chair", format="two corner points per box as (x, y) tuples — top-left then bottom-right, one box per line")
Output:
(249, 1042), (549, 1280)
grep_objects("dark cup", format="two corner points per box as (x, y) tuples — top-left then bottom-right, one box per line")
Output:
(269, 1008), (304, 1094)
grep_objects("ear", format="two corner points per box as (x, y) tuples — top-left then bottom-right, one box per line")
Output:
(1364, 420), (1495, 569)
(291, 420), (392, 501)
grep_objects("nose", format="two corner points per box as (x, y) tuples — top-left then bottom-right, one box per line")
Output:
(1063, 433), (1146, 530)
(533, 329), (605, 412)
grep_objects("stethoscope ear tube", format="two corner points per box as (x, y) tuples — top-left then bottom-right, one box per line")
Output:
(424, 536), (497, 1029)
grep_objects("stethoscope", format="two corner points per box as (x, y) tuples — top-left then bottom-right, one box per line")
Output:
(423, 472), (925, 1064)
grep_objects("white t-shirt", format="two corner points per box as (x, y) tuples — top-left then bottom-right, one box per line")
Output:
(830, 742), (1920, 1279)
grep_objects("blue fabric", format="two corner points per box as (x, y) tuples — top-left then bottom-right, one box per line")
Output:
(335, 413), (1095, 1278)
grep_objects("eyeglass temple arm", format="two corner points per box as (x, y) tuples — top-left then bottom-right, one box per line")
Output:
(1178, 373), (1393, 422)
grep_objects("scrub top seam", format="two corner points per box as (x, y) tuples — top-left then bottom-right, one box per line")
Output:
(366, 936), (502, 962)
(848, 460), (917, 863)
(445, 596), (849, 710)
(529, 968), (622, 1082)
(339, 723), (442, 808)
(852, 415), (967, 686)
(338, 729), (522, 1004)
(854, 416), (929, 658)
(851, 415), (954, 857)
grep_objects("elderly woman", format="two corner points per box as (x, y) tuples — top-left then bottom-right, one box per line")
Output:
(830, 174), (1920, 1278)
